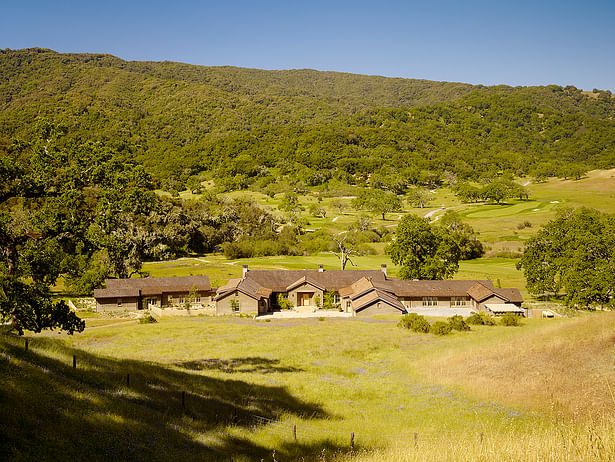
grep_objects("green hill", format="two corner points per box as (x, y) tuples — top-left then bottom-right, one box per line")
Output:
(1, 48), (614, 183)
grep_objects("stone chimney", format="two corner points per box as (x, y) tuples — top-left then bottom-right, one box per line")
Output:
(318, 264), (324, 272)
(242, 264), (249, 278)
(381, 264), (387, 278)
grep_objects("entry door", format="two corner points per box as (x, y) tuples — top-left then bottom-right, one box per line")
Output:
(300, 293), (311, 306)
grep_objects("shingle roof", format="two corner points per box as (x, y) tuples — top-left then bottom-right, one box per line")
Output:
(390, 279), (495, 298)
(338, 276), (396, 299)
(215, 277), (272, 301)
(105, 276), (211, 291)
(93, 287), (140, 299)
(493, 288), (523, 304)
(95, 276), (212, 299)
(285, 276), (327, 292)
(244, 269), (387, 292)
(352, 289), (406, 313)
(466, 282), (498, 301)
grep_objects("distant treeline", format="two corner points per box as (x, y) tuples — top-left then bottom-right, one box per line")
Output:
(1, 48), (614, 193)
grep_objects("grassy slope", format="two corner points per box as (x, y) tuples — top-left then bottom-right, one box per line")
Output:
(3, 312), (615, 461)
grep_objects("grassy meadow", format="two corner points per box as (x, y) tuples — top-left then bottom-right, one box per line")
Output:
(3, 311), (615, 461)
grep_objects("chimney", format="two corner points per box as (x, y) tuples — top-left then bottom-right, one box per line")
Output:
(318, 264), (324, 273)
(242, 264), (248, 278)
(381, 264), (387, 278)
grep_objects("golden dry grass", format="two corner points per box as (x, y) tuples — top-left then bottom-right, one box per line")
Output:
(416, 313), (615, 421)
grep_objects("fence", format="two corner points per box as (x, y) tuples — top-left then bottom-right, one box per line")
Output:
(17, 337), (490, 450)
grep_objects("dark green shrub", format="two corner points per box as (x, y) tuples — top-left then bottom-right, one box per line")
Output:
(500, 313), (522, 326)
(398, 313), (430, 333)
(448, 315), (470, 331)
(466, 313), (496, 326)
(139, 314), (158, 324)
(430, 321), (452, 335)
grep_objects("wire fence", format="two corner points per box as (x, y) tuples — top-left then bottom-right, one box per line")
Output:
(14, 339), (490, 449)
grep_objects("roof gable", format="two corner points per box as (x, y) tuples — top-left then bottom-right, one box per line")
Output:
(245, 269), (387, 292)
(286, 276), (326, 292)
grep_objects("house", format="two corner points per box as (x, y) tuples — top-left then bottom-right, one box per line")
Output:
(93, 276), (214, 312)
(214, 264), (390, 315)
(214, 265), (524, 317)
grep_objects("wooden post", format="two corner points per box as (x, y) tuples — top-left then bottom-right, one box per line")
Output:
(72, 355), (77, 369)
(480, 432), (484, 444)
(350, 432), (354, 448)
(414, 432), (418, 447)
(292, 424), (297, 441)
(25, 339), (28, 351)
(126, 373), (130, 386)
(181, 391), (186, 409)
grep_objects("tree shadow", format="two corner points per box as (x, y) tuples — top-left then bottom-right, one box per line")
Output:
(174, 357), (302, 374)
(0, 335), (357, 461)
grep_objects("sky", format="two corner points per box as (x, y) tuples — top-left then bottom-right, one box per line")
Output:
(1, 0), (614, 91)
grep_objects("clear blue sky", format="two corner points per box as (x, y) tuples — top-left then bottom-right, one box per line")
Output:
(2, 0), (614, 91)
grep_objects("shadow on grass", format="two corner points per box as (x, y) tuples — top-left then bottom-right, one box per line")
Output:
(0, 334), (356, 462)
(174, 357), (302, 374)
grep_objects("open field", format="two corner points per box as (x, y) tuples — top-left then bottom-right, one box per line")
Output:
(3, 311), (615, 461)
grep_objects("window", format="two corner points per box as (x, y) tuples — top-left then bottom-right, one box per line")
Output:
(346, 300), (351, 310)
(422, 297), (438, 307)
(195, 296), (201, 303)
(231, 299), (240, 312)
(333, 294), (340, 304)
(178, 296), (185, 304)
(451, 296), (467, 306)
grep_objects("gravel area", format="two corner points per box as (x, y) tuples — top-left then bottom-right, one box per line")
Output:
(258, 311), (353, 320)
(405, 307), (477, 317)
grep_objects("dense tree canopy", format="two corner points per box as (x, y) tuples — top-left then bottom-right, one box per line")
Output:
(386, 214), (461, 280)
(1, 49), (614, 192)
(517, 207), (615, 307)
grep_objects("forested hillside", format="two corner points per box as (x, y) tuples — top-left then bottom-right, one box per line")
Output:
(1, 48), (614, 189)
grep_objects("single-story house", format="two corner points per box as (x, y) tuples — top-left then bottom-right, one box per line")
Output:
(213, 265), (524, 317)
(93, 276), (214, 312)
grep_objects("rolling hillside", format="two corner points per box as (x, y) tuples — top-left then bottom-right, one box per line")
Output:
(1, 48), (614, 182)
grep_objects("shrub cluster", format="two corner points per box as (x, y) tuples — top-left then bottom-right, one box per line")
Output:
(276, 295), (294, 310)
(500, 313), (522, 326)
(466, 313), (496, 326)
(398, 312), (522, 335)
(139, 314), (158, 324)
(397, 313), (430, 333)
(447, 315), (470, 331)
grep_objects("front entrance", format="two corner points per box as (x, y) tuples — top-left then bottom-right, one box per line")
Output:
(299, 292), (312, 306)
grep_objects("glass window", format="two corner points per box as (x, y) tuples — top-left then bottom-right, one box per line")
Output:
(422, 297), (437, 306)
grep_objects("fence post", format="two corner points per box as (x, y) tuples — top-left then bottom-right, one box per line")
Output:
(25, 339), (29, 351)
(350, 432), (354, 448)
(126, 373), (130, 386)
(480, 432), (484, 444)
(292, 424), (297, 441)
(72, 355), (77, 369)
(414, 432), (418, 447)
